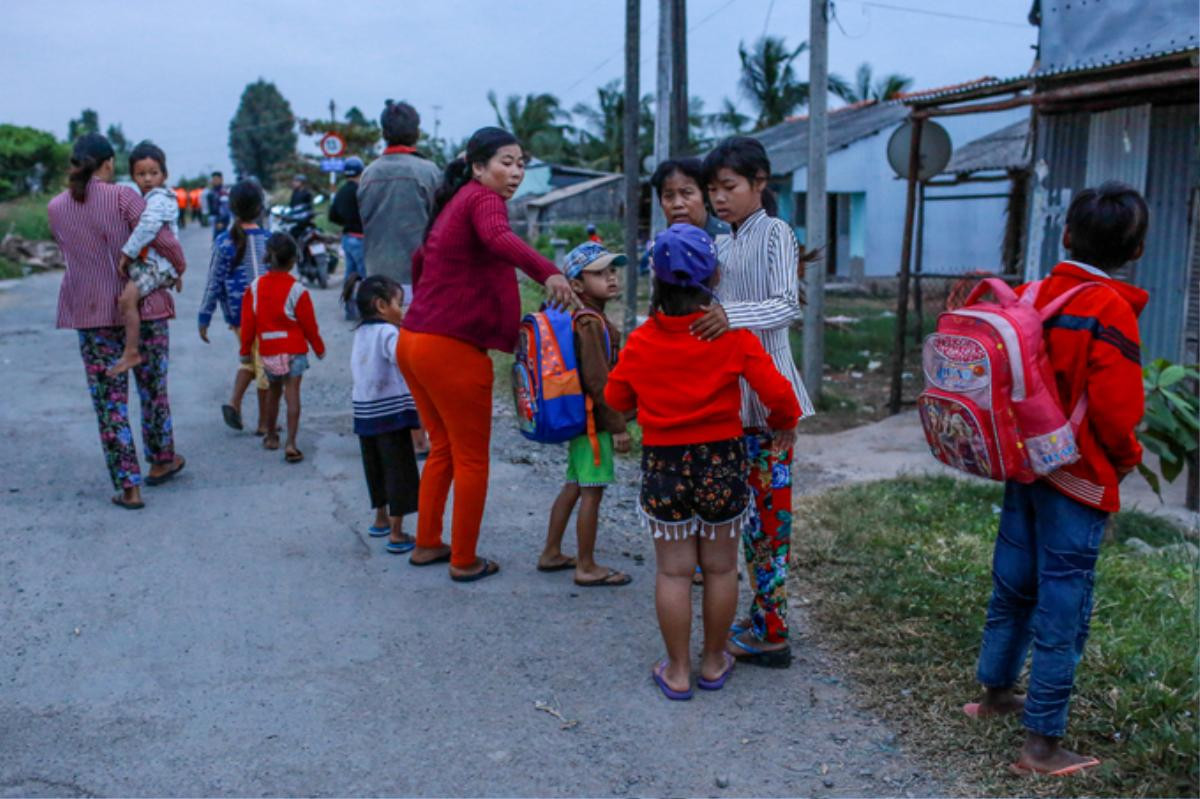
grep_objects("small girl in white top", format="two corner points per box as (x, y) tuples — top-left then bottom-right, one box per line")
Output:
(343, 273), (422, 553)
(109, 141), (184, 377)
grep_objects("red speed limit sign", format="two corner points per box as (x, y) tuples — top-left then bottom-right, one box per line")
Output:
(319, 132), (346, 158)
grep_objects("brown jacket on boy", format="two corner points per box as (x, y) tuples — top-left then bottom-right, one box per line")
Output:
(574, 300), (626, 434)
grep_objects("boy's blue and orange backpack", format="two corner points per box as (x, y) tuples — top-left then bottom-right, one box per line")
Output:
(512, 305), (610, 460)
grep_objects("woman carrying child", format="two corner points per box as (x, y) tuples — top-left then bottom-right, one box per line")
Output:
(199, 180), (272, 435)
(239, 233), (325, 463)
(397, 126), (575, 582)
(343, 274), (421, 554)
(48, 133), (188, 509)
(605, 223), (801, 699)
(697, 137), (815, 669)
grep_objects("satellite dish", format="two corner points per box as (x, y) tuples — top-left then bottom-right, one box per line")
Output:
(641, 153), (658, 174)
(887, 120), (952, 181)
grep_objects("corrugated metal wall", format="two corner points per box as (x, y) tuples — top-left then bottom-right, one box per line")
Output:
(1139, 104), (1199, 363)
(1030, 103), (1199, 362)
(1084, 105), (1150, 193)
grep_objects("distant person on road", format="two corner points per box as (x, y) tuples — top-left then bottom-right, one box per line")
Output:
(206, 171), (230, 239)
(396, 126), (575, 582)
(604, 224), (802, 700)
(199, 180), (272, 436)
(357, 100), (441, 294)
(239, 232), (326, 463)
(537, 241), (633, 588)
(189, 187), (203, 225)
(699, 137), (815, 669)
(328, 156), (366, 320)
(342, 273), (421, 555)
(288, 174), (314, 210)
(963, 183), (1149, 778)
(174, 185), (189, 228)
(108, 141), (185, 378)
(47, 132), (188, 510)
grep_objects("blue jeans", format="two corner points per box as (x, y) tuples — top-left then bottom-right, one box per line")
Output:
(976, 480), (1108, 738)
(342, 234), (366, 319)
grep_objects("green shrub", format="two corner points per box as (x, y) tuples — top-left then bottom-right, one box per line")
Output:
(0, 125), (67, 201)
(0, 193), (53, 240)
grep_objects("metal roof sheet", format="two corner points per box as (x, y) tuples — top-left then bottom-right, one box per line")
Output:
(525, 173), (622, 208)
(753, 101), (910, 176)
(943, 117), (1032, 175)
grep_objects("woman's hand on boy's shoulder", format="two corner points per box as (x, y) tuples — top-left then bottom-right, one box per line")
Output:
(690, 304), (730, 341)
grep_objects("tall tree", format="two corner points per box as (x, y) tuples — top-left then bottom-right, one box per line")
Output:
(830, 63), (914, 103)
(67, 109), (99, 141)
(228, 79), (297, 189)
(738, 36), (809, 129)
(343, 106), (372, 128)
(106, 124), (131, 176)
(487, 91), (574, 162)
(707, 97), (751, 138)
(572, 80), (654, 172)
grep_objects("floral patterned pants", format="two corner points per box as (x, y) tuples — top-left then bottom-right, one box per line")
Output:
(78, 322), (175, 491)
(743, 432), (793, 643)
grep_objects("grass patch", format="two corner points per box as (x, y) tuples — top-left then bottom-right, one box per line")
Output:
(0, 255), (23, 279)
(790, 298), (937, 374)
(794, 475), (1197, 798)
(0, 193), (53, 240)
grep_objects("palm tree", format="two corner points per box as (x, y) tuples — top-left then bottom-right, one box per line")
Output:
(708, 97), (751, 138)
(830, 63), (915, 103)
(486, 91), (574, 162)
(572, 80), (654, 172)
(738, 36), (810, 129)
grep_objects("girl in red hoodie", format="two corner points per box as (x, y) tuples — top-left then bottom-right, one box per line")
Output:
(605, 224), (801, 700)
(240, 233), (326, 462)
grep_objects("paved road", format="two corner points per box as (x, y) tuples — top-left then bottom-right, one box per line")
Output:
(1, 227), (935, 797)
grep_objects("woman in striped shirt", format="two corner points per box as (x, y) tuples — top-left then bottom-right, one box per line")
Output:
(48, 133), (188, 510)
(697, 137), (815, 668)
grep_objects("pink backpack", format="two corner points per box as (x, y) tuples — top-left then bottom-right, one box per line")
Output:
(917, 277), (1100, 483)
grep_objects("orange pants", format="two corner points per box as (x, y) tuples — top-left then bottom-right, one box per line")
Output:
(396, 330), (494, 568)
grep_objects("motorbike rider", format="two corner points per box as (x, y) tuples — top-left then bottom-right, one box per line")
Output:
(328, 157), (365, 318)
(287, 174), (316, 241)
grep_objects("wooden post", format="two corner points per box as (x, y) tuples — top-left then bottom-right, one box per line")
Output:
(669, 0), (689, 155)
(912, 180), (926, 339)
(888, 117), (924, 415)
(652, 0), (671, 237)
(623, 0), (642, 336)
(801, 0), (829, 399)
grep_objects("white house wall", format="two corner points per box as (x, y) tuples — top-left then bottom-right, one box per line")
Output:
(791, 108), (1026, 278)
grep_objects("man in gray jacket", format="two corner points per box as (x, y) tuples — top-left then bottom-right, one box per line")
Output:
(357, 101), (442, 292)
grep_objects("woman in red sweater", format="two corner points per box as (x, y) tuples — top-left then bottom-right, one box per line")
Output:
(398, 127), (575, 582)
(605, 224), (801, 700)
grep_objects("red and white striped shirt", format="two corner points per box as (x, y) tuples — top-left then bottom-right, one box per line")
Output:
(48, 179), (187, 330)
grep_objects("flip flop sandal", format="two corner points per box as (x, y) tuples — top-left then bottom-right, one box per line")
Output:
(284, 449), (304, 464)
(698, 652), (736, 691)
(574, 570), (632, 587)
(111, 494), (145, 510)
(1008, 757), (1101, 777)
(409, 551), (452, 567)
(144, 457), (186, 486)
(652, 659), (693, 701)
(367, 525), (391, 538)
(221, 404), (243, 430)
(450, 558), (500, 583)
(729, 620), (751, 636)
(385, 538), (416, 554)
(536, 557), (577, 573)
(728, 634), (793, 669)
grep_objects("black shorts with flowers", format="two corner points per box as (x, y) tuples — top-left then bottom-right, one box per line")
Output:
(640, 437), (750, 526)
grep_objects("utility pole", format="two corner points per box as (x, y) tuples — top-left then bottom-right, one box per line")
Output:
(623, 0), (641, 336)
(652, 0), (672, 236)
(668, 0), (688, 155)
(802, 0), (828, 399)
(432, 104), (443, 151)
(329, 99), (336, 124)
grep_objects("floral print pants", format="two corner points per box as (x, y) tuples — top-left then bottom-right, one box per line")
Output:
(743, 432), (793, 643)
(78, 322), (175, 491)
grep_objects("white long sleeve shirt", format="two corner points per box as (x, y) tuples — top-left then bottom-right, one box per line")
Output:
(121, 186), (180, 281)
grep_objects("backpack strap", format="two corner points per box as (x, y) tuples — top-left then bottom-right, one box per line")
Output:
(963, 277), (1020, 307)
(1026, 280), (1109, 433)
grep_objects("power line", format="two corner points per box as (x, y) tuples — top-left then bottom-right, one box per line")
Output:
(839, 0), (1028, 28)
(761, 0), (776, 38)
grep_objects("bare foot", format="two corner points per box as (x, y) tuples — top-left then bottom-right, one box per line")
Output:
(1012, 733), (1101, 776)
(966, 688), (1026, 719)
(388, 532), (415, 546)
(263, 433), (280, 451)
(654, 658), (691, 694)
(106, 351), (143, 377)
(537, 553), (576, 571)
(409, 544), (451, 565)
(699, 651), (733, 683)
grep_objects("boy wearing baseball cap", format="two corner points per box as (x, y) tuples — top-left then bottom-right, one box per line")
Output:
(603, 224), (801, 699)
(537, 242), (633, 587)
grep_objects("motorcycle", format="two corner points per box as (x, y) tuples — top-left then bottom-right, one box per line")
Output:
(269, 195), (339, 288)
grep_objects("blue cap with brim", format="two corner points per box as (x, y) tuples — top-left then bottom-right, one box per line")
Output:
(651, 223), (718, 289)
(564, 241), (628, 279)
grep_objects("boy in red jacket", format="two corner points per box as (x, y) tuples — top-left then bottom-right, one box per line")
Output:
(965, 182), (1149, 776)
(240, 233), (326, 462)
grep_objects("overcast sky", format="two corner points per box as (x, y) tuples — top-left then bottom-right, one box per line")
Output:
(2, 0), (1037, 180)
